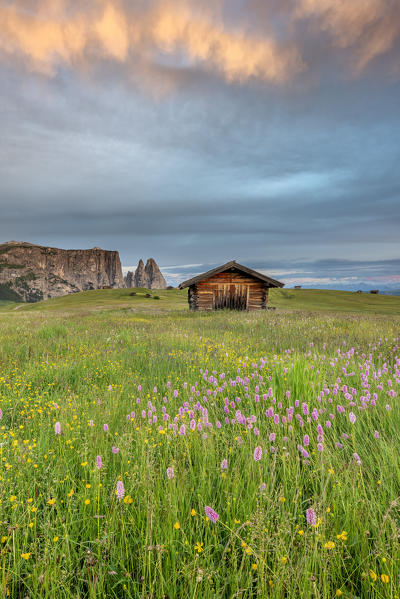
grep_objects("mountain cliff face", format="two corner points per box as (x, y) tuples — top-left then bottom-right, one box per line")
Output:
(125, 258), (167, 290)
(0, 241), (125, 302)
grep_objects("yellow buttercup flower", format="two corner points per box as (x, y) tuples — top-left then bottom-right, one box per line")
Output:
(381, 574), (389, 583)
(324, 541), (335, 550)
(191, 509), (196, 516)
(174, 522), (180, 530)
(21, 553), (31, 560)
(369, 570), (377, 581)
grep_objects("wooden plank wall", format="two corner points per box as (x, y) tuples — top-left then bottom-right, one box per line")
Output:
(190, 271), (270, 311)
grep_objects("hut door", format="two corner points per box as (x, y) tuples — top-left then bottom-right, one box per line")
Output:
(213, 285), (248, 310)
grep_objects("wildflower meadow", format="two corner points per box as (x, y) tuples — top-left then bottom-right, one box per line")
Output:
(0, 295), (399, 598)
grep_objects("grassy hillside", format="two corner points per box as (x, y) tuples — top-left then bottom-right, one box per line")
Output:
(0, 289), (399, 597)
(270, 288), (400, 315)
(0, 288), (187, 313)
(1, 286), (399, 315)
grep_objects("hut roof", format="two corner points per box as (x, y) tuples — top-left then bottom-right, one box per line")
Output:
(178, 260), (284, 289)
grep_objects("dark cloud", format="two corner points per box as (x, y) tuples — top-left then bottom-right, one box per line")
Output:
(161, 258), (400, 291)
(0, 1), (399, 290)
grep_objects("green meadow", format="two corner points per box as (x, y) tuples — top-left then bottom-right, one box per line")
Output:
(0, 289), (399, 598)
(2, 286), (400, 314)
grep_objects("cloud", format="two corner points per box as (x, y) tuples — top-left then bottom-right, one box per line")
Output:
(1, 0), (400, 90)
(151, 1), (304, 83)
(0, 0), (304, 84)
(295, 0), (400, 72)
(0, 3), (399, 288)
(94, 3), (129, 61)
(161, 258), (400, 290)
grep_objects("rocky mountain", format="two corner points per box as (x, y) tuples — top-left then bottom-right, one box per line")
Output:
(125, 258), (167, 290)
(0, 241), (125, 302)
(134, 259), (147, 287)
(144, 258), (167, 289)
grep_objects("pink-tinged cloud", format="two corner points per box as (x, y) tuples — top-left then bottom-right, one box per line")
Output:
(1, 0), (399, 87)
(0, 0), (304, 84)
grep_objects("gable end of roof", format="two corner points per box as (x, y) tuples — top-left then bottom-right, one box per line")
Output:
(178, 261), (284, 289)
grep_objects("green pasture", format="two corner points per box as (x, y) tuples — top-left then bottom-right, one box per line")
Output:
(1, 286), (399, 315)
(0, 290), (399, 598)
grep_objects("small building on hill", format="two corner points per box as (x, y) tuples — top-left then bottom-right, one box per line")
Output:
(178, 260), (284, 311)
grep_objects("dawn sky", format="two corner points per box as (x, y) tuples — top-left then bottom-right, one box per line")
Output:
(0, 0), (399, 289)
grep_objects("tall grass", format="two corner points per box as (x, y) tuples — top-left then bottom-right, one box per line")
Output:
(0, 307), (399, 598)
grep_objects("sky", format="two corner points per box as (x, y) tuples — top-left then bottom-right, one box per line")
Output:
(0, 0), (399, 290)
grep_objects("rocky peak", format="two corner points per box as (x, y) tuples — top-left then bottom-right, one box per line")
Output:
(145, 258), (167, 289)
(125, 258), (167, 289)
(134, 259), (147, 287)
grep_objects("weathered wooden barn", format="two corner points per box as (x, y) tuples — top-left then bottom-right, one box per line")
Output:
(178, 261), (284, 311)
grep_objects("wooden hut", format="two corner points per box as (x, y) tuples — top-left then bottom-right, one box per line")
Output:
(178, 260), (284, 311)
